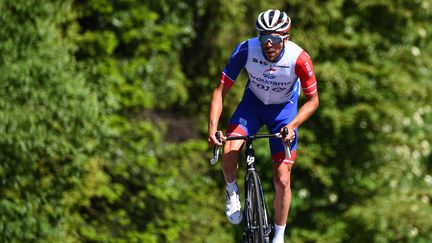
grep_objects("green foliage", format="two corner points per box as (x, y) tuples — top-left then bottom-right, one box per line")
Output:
(0, 0), (102, 241)
(73, 0), (191, 110)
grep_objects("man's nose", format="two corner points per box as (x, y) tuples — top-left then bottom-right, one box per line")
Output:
(264, 40), (273, 47)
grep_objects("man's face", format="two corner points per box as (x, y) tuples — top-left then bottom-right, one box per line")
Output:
(259, 33), (288, 61)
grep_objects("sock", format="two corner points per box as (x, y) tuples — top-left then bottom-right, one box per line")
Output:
(226, 179), (238, 193)
(272, 224), (286, 243)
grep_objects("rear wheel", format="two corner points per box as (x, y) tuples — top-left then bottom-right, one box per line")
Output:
(244, 171), (266, 243)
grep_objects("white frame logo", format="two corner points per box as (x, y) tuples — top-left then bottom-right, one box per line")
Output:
(247, 155), (255, 165)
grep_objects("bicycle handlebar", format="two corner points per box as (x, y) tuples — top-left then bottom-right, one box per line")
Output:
(210, 128), (292, 165)
(224, 133), (280, 141)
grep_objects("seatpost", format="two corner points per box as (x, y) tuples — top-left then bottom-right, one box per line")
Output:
(245, 139), (256, 171)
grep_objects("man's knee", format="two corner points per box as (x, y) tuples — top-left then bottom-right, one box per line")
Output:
(274, 175), (291, 189)
(273, 164), (292, 189)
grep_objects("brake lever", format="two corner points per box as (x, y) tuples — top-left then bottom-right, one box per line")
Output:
(210, 145), (219, 165)
(210, 131), (223, 165)
(282, 127), (292, 158)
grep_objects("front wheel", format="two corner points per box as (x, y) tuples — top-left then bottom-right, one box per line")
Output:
(244, 171), (269, 243)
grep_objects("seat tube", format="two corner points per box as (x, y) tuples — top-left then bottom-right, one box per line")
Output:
(245, 140), (256, 171)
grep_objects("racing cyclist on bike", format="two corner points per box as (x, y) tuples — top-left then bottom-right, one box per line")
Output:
(208, 9), (319, 243)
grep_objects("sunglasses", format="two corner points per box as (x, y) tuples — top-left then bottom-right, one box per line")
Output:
(258, 34), (287, 45)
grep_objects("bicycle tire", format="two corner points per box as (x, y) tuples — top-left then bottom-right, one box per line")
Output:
(245, 171), (266, 243)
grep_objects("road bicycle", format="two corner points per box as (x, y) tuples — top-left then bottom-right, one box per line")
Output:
(210, 128), (291, 243)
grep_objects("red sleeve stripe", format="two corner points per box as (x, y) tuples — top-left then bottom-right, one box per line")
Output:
(302, 82), (317, 91)
(221, 72), (234, 88)
(302, 82), (317, 95)
(303, 89), (317, 95)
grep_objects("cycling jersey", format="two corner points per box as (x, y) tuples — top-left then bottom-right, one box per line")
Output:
(220, 37), (317, 104)
(220, 37), (318, 164)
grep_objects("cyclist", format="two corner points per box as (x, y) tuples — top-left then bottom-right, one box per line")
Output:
(208, 9), (319, 243)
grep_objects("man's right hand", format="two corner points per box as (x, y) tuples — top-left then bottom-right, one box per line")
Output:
(208, 130), (224, 147)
